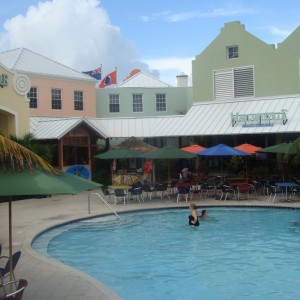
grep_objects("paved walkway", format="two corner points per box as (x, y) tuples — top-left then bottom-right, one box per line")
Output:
(1, 189), (300, 300)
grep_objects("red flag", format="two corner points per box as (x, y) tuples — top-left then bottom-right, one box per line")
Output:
(99, 70), (117, 88)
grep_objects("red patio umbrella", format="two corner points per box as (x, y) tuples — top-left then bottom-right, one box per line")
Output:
(180, 144), (206, 154)
(234, 143), (261, 154)
(234, 143), (261, 179)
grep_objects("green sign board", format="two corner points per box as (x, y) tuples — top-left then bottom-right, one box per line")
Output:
(231, 109), (288, 127)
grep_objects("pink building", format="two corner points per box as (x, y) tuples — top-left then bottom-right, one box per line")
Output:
(0, 48), (103, 178)
(0, 48), (97, 118)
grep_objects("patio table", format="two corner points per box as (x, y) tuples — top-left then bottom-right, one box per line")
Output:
(275, 182), (299, 201)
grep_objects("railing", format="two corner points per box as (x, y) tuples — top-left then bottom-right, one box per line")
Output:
(88, 192), (124, 222)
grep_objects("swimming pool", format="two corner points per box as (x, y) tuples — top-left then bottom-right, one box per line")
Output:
(32, 208), (300, 300)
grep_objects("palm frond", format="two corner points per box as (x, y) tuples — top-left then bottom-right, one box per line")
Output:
(0, 132), (56, 174)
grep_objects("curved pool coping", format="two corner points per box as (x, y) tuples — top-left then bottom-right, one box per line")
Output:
(29, 202), (300, 299)
(2, 192), (300, 300)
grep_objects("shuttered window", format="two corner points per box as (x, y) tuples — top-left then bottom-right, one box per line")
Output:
(214, 66), (254, 100)
(234, 67), (254, 98)
(214, 69), (234, 100)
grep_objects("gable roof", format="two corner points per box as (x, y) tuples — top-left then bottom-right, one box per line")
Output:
(117, 70), (173, 88)
(30, 117), (110, 140)
(0, 48), (96, 82)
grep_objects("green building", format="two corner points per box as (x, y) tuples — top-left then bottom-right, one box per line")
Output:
(96, 70), (193, 118)
(193, 21), (300, 102)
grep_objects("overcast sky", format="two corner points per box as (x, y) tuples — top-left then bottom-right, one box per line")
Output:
(0, 0), (299, 86)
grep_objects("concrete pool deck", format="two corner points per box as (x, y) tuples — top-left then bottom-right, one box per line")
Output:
(1, 189), (300, 300)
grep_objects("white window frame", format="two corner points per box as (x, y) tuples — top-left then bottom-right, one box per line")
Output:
(51, 88), (62, 110)
(156, 93), (166, 112)
(109, 94), (120, 113)
(227, 45), (239, 59)
(28, 87), (38, 109)
(74, 90), (84, 111)
(132, 94), (143, 112)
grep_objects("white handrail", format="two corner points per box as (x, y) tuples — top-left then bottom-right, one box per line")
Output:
(88, 192), (124, 222)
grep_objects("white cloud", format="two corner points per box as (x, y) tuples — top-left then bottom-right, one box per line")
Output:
(269, 26), (291, 38)
(0, 0), (153, 82)
(140, 5), (256, 23)
(143, 57), (193, 86)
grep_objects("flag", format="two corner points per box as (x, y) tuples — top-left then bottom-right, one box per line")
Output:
(99, 69), (117, 88)
(82, 67), (102, 80)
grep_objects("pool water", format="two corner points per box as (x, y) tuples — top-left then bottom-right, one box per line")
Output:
(32, 208), (300, 300)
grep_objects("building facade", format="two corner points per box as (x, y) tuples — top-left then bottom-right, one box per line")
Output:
(0, 62), (30, 137)
(1, 21), (300, 179)
(192, 21), (300, 102)
(0, 48), (103, 177)
(96, 70), (193, 118)
(0, 48), (98, 118)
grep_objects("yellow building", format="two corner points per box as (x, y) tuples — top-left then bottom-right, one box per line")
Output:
(0, 62), (31, 137)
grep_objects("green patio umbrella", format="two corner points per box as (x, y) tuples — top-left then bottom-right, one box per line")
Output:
(95, 148), (144, 159)
(0, 133), (102, 280)
(143, 146), (197, 181)
(0, 165), (102, 281)
(0, 165), (102, 196)
(256, 143), (293, 154)
(257, 142), (296, 181)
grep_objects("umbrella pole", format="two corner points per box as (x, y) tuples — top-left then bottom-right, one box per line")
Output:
(152, 163), (156, 183)
(9, 197), (13, 281)
(245, 157), (248, 181)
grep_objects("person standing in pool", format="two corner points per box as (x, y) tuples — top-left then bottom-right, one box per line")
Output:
(188, 203), (199, 226)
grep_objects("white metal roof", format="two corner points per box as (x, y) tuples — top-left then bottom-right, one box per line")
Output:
(30, 95), (300, 140)
(117, 70), (173, 88)
(152, 94), (300, 137)
(92, 116), (184, 138)
(0, 48), (96, 82)
(30, 117), (111, 140)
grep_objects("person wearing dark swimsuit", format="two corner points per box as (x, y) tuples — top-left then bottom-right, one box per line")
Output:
(188, 203), (199, 226)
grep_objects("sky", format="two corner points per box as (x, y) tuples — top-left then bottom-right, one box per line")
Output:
(0, 0), (299, 86)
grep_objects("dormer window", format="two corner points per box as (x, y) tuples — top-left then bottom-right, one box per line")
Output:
(227, 46), (239, 59)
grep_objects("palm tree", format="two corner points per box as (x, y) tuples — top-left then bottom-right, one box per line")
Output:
(0, 131), (57, 281)
(0, 132), (55, 173)
(9, 133), (53, 164)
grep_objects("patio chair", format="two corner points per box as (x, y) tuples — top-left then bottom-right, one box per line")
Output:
(114, 189), (127, 205)
(220, 185), (237, 201)
(176, 186), (191, 202)
(142, 184), (155, 200)
(267, 185), (283, 202)
(237, 183), (251, 200)
(0, 279), (28, 300)
(103, 187), (115, 201)
(130, 187), (144, 203)
(0, 251), (21, 287)
(154, 182), (170, 199)
(199, 183), (215, 199)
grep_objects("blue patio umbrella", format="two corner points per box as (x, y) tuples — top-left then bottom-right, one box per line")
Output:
(196, 144), (250, 156)
(196, 144), (250, 177)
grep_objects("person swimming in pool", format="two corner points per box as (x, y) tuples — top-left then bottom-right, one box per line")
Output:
(199, 209), (216, 221)
(188, 203), (199, 226)
(199, 209), (208, 219)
